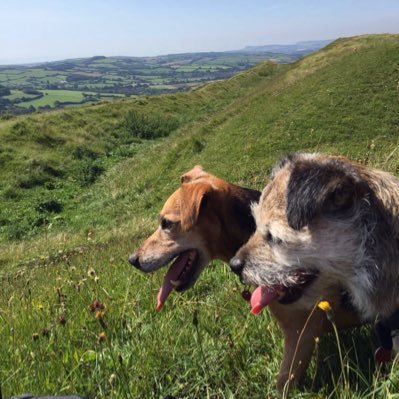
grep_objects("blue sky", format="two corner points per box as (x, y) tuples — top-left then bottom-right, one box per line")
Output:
(1, 0), (398, 64)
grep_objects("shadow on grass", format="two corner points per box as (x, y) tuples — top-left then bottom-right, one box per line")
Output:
(305, 326), (376, 395)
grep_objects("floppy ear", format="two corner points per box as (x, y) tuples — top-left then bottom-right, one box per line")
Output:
(179, 182), (212, 231)
(286, 159), (365, 230)
(180, 165), (206, 183)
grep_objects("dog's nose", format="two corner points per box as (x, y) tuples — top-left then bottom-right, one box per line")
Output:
(229, 256), (244, 275)
(128, 252), (141, 269)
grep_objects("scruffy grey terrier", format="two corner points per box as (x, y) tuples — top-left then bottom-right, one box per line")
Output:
(230, 153), (399, 327)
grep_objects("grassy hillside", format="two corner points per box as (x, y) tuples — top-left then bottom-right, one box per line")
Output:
(1, 34), (399, 398)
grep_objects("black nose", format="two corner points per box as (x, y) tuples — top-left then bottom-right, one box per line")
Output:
(128, 252), (141, 269)
(229, 256), (244, 275)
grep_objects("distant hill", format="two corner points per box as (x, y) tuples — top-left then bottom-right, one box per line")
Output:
(239, 39), (332, 54)
(0, 40), (331, 115)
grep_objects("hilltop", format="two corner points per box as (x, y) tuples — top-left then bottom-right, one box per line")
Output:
(1, 34), (399, 398)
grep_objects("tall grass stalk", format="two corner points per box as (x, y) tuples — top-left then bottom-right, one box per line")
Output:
(331, 319), (349, 392)
(193, 309), (211, 382)
(283, 303), (319, 399)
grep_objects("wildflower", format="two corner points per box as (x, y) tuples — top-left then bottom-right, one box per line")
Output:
(87, 268), (96, 277)
(318, 300), (334, 321)
(98, 331), (106, 343)
(37, 303), (43, 310)
(89, 299), (105, 312)
(96, 310), (107, 328)
(94, 276), (100, 283)
(317, 300), (332, 312)
(95, 310), (105, 320)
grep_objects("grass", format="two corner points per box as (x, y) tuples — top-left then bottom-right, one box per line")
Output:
(1, 34), (399, 398)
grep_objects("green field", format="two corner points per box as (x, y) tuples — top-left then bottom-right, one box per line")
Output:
(19, 90), (88, 108)
(2, 89), (126, 110)
(1, 34), (399, 398)
(17, 90), (123, 108)
(4, 90), (37, 101)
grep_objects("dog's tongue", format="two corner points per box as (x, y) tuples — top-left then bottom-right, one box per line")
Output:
(250, 286), (280, 315)
(156, 251), (192, 312)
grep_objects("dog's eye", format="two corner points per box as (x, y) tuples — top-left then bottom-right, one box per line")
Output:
(266, 231), (282, 245)
(160, 218), (174, 230)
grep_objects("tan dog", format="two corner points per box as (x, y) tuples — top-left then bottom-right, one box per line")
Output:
(129, 166), (360, 392)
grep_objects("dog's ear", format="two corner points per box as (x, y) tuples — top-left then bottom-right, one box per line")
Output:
(179, 182), (212, 231)
(180, 165), (206, 183)
(286, 159), (365, 230)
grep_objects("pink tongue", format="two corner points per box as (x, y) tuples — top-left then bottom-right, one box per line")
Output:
(156, 251), (192, 311)
(250, 286), (280, 315)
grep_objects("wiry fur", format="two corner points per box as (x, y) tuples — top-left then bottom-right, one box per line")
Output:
(239, 153), (399, 321)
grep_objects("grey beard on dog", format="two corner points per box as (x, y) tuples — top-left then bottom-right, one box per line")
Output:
(238, 152), (399, 322)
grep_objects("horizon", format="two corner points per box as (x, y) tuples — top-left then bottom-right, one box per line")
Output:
(0, 38), (334, 67)
(2, 0), (399, 65)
